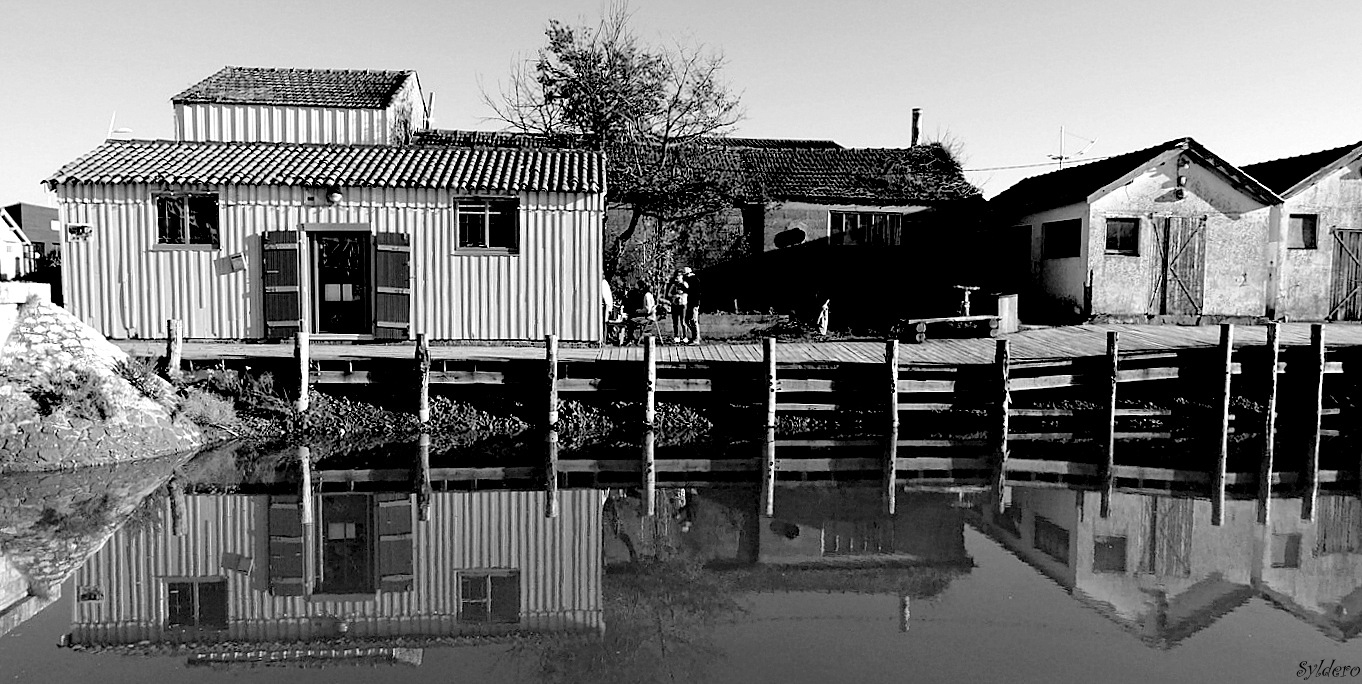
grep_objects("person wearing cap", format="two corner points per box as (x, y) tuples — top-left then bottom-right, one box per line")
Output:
(681, 267), (701, 344)
(665, 270), (690, 343)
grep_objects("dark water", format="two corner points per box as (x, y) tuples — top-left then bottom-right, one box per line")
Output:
(3, 442), (1362, 683)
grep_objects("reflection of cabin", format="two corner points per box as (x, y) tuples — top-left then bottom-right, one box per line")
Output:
(757, 489), (969, 567)
(67, 491), (603, 646)
(973, 486), (1362, 647)
(0, 555), (59, 639)
(1242, 142), (1362, 321)
(990, 138), (1281, 323)
(45, 67), (605, 342)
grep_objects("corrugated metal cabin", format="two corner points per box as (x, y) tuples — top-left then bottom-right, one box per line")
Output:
(989, 138), (1282, 323)
(44, 67), (605, 342)
(1242, 141), (1362, 321)
(68, 490), (604, 645)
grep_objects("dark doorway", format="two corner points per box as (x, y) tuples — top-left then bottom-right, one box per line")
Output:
(312, 233), (371, 334)
(318, 494), (374, 594)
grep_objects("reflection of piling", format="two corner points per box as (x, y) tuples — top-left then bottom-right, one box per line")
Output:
(165, 318), (183, 380)
(899, 595), (910, 633)
(884, 434), (898, 516)
(299, 445), (315, 595)
(546, 334), (559, 430)
(168, 477), (185, 537)
(416, 433), (431, 523)
(545, 429), (559, 519)
(763, 338), (777, 430)
(294, 331), (311, 422)
(885, 339), (900, 516)
(416, 333), (431, 425)
(1260, 323), (1280, 524)
(643, 429), (657, 517)
(299, 446), (313, 525)
(762, 427), (776, 517)
(643, 336), (656, 428)
(1213, 324), (1233, 526)
(992, 339), (1011, 510)
(1100, 331), (1118, 519)
(1303, 324), (1325, 521)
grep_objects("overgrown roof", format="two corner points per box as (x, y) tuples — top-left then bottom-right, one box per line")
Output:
(990, 137), (1280, 217)
(1241, 141), (1362, 196)
(172, 66), (414, 109)
(414, 129), (979, 205)
(45, 139), (602, 194)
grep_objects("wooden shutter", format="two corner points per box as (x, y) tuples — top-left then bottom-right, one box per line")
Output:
(267, 495), (307, 596)
(489, 574), (520, 623)
(376, 493), (414, 592)
(1165, 216), (1206, 316)
(374, 233), (411, 339)
(262, 231), (301, 340)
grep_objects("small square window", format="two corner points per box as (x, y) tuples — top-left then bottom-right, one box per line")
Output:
(1105, 218), (1139, 256)
(1288, 215), (1318, 250)
(155, 193), (219, 248)
(165, 579), (228, 630)
(459, 571), (520, 623)
(457, 199), (519, 251)
(1271, 533), (1302, 568)
(1042, 219), (1081, 259)
(1093, 536), (1128, 573)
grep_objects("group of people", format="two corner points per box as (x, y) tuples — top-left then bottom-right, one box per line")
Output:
(606, 267), (702, 345)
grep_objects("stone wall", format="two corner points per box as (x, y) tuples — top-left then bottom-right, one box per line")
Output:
(0, 295), (202, 472)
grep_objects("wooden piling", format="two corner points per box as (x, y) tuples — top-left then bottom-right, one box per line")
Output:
(762, 427), (776, 517)
(416, 333), (431, 425)
(299, 446), (313, 526)
(298, 446), (315, 596)
(1303, 324), (1325, 521)
(545, 429), (560, 519)
(993, 339), (1011, 510)
(1259, 322), (1280, 524)
(643, 428), (657, 517)
(416, 432), (431, 523)
(294, 331), (310, 417)
(168, 478), (184, 537)
(763, 338), (777, 430)
(644, 336), (657, 429)
(884, 433), (898, 516)
(165, 319), (183, 380)
(886, 339), (900, 432)
(1100, 331), (1119, 519)
(899, 595), (911, 633)
(1213, 324), (1233, 526)
(546, 334), (559, 430)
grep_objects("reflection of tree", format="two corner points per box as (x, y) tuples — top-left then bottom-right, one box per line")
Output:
(516, 559), (744, 684)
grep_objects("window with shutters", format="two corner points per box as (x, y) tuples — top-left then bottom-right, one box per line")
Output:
(1093, 536), (1128, 573)
(155, 192), (220, 248)
(165, 579), (228, 629)
(457, 199), (518, 252)
(459, 571), (520, 623)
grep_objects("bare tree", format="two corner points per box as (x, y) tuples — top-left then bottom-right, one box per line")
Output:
(485, 2), (745, 282)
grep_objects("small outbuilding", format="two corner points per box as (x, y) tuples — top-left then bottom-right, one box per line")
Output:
(1242, 141), (1362, 320)
(990, 138), (1281, 322)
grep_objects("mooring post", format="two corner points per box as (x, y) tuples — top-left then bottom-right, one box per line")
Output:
(643, 428), (657, 517)
(168, 477), (184, 537)
(1100, 331), (1119, 519)
(762, 426), (777, 517)
(298, 444), (315, 596)
(416, 432), (431, 522)
(643, 336), (657, 428)
(899, 595), (911, 633)
(294, 330), (311, 422)
(415, 333), (431, 425)
(546, 333), (559, 430)
(1303, 324), (1326, 521)
(1259, 322), (1280, 524)
(1212, 324), (1233, 526)
(545, 429), (560, 519)
(993, 338), (1011, 510)
(165, 318), (183, 380)
(886, 339), (901, 432)
(763, 337), (777, 430)
(884, 433), (898, 516)
(299, 445), (313, 526)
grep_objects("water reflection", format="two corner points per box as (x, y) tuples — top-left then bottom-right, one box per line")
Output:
(971, 488), (1362, 646)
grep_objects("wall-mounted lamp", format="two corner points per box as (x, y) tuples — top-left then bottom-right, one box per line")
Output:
(325, 187), (344, 205)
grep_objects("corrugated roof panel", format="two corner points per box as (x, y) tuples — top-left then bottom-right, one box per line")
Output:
(47, 140), (604, 194)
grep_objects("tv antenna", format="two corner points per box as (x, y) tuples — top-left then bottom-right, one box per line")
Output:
(106, 111), (133, 139)
(1048, 126), (1097, 169)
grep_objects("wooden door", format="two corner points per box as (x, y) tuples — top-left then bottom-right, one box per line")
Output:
(266, 495), (306, 596)
(374, 233), (411, 339)
(1329, 230), (1362, 320)
(376, 493), (414, 592)
(261, 231), (301, 339)
(1148, 216), (1207, 316)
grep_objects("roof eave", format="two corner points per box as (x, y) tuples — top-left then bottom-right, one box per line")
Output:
(1278, 143), (1362, 199)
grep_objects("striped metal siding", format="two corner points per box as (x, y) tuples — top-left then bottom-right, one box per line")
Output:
(57, 184), (603, 341)
(70, 491), (603, 644)
(175, 103), (392, 144)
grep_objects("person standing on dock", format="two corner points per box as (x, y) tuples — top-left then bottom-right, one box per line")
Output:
(666, 270), (691, 343)
(681, 267), (701, 345)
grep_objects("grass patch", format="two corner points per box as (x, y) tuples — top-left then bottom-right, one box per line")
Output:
(176, 386), (238, 429)
(114, 357), (171, 404)
(24, 367), (114, 420)
(35, 493), (116, 538)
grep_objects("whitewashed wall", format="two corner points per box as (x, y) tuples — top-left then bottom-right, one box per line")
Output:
(57, 183), (603, 341)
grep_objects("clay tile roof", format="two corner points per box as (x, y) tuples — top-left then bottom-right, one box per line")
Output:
(1241, 141), (1362, 195)
(45, 139), (603, 194)
(172, 66), (413, 109)
(990, 137), (1279, 217)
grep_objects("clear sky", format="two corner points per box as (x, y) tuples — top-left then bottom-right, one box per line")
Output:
(4, 0), (1361, 206)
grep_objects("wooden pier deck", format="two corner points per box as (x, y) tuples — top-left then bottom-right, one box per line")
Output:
(114, 322), (1362, 367)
